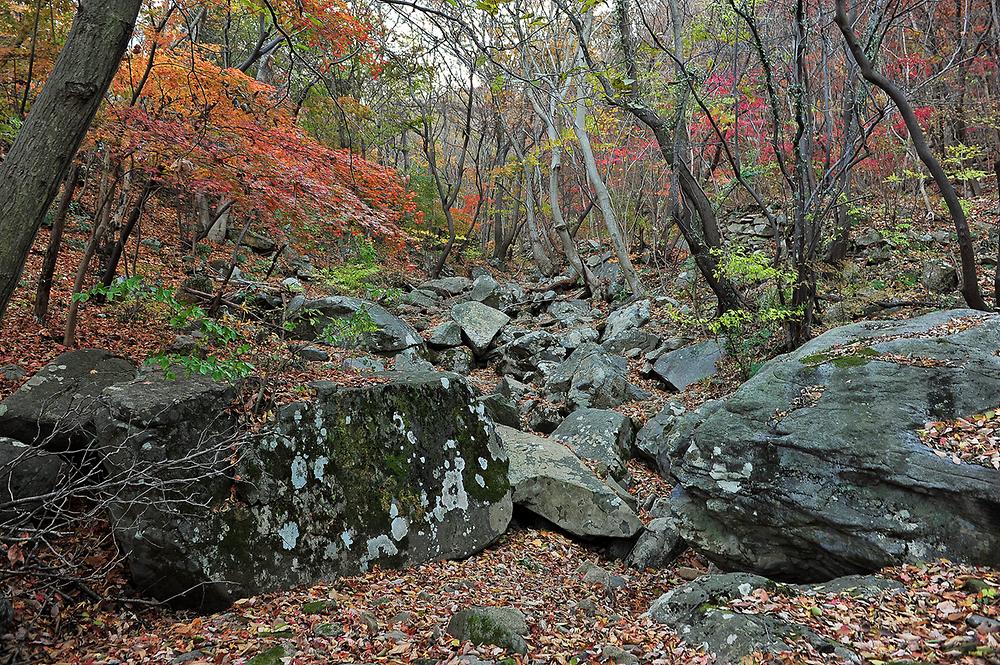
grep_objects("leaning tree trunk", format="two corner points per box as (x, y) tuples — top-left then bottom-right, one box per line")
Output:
(0, 0), (142, 321)
(34, 164), (80, 322)
(835, 0), (988, 311)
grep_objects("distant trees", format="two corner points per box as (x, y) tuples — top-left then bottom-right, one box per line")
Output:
(0, 0), (142, 321)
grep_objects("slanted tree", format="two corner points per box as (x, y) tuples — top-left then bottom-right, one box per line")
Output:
(0, 0), (142, 321)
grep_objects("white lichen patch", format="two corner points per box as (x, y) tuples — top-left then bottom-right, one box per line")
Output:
(291, 455), (308, 489)
(391, 516), (409, 540)
(313, 456), (328, 482)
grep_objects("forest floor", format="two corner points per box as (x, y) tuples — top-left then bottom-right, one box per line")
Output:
(3, 194), (1000, 664)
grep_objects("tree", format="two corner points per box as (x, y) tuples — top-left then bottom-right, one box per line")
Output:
(834, 0), (989, 312)
(0, 0), (142, 321)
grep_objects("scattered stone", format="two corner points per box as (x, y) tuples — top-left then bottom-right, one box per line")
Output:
(548, 300), (592, 327)
(0, 365), (25, 382)
(281, 277), (304, 293)
(625, 517), (685, 570)
(521, 400), (563, 434)
(552, 408), (633, 480)
(402, 289), (439, 309)
(434, 346), (474, 374)
(478, 394), (519, 429)
(296, 345), (329, 362)
(632, 401), (687, 474)
(669, 310), (1000, 580)
(447, 606), (528, 654)
(496, 330), (565, 382)
(600, 645), (639, 664)
(451, 302), (511, 355)
(498, 425), (642, 539)
(577, 561), (626, 589)
(496, 377), (531, 402)
(395, 347), (435, 373)
(921, 259), (959, 293)
(419, 277), (472, 298)
(314, 622), (344, 637)
(557, 327), (599, 351)
(0, 349), (136, 450)
(545, 343), (649, 411)
(651, 340), (723, 391)
(602, 300), (650, 345)
(427, 321), (463, 348)
(343, 357), (386, 373)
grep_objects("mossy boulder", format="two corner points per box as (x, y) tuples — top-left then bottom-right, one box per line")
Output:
(669, 310), (1000, 580)
(99, 370), (512, 610)
(447, 606), (529, 654)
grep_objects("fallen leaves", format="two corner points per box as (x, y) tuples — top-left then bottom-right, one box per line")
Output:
(920, 408), (1000, 469)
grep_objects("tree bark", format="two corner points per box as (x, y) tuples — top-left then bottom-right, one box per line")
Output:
(0, 0), (142, 321)
(34, 164), (80, 323)
(835, 0), (987, 311)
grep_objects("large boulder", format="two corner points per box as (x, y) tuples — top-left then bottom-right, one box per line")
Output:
(290, 296), (421, 352)
(632, 401), (687, 473)
(651, 340), (722, 391)
(669, 310), (1000, 581)
(451, 302), (511, 355)
(100, 371), (512, 609)
(551, 408), (633, 480)
(545, 343), (649, 411)
(0, 349), (136, 450)
(498, 425), (641, 539)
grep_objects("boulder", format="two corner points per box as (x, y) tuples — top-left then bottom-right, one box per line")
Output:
(632, 401), (687, 473)
(101, 371), (512, 609)
(651, 340), (723, 391)
(496, 331), (565, 382)
(418, 277), (472, 298)
(649, 573), (860, 664)
(551, 408), (633, 480)
(625, 517), (684, 570)
(545, 343), (649, 411)
(601, 329), (659, 356)
(447, 606), (528, 654)
(296, 345), (329, 362)
(468, 274), (517, 311)
(427, 321), (463, 348)
(669, 310), (1000, 581)
(921, 259), (959, 294)
(343, 357), (386, 373)
(498, 425), (641, 539)
(557, 327), (599, 351)
(477, 394), (520, 429)
(434, 347), (474, 374)
(0, 349), (136, 450)
(451, 302), (511, 355)
(521, 400), (563, 434)
(394, 348), (435, 373)
(548, 300), (592, 327)
(291, 296), (421, 353)
(601, 300), (650, 345)
(401, 289), (439, 309)
(0, 438), (67, 522)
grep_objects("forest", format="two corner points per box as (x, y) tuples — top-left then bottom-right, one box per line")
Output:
(0, 0), (998, 662)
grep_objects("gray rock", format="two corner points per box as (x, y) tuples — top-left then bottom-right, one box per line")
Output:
(577, 561), (626, 589)
(545, 343), (649, 411)
(599, 645), (639, 665)
(447, 606), (528, 654)
(343, 357), (386, 373)
(478, 394), (520, 429)
(435, 346), (474, 374)
(0, 438), (67, 522)
(649, 573), (860, 664)
(552, 408), (633, 480)
(395, 348), (435, 373)
(602, 329), (659, 356)
(101, 371), (512, 610)
(651, 340), (723, 391)
(921, 259), (959, 293)
(795, 574), (904, 598)
(548, 300), (592, 327)
(496, 377), (530, 402)
(496, 330), (565, 382)
(469, 274), (516, 311)
(418, 277), (472, 297)
(625, 517), (684, 570)
(402, 289), (439, 309)
(281, 277), (304, 294)
(427, 321), (463, 348)
(0, 349), (136, 450)
(633, 401), (687, 473)
(0, 365), (25, 382)
(291, 296), (422, 352)
(451, 302), (511, 355)
(498, 425), (641, 539)
(296, 345), (329, 362)
(521, 400), (563, 434)
(670, 310), (1000, 580)
(602, 300), (650, 344)
(557, 327), (599, 351)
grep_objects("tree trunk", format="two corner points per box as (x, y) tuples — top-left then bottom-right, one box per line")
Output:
(571, 85), (644, 296)
(835, 0), (988, 311)
(100, 180), (155, 288)
(0, 0), (142, 322)
(34, 164), (80, 323)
